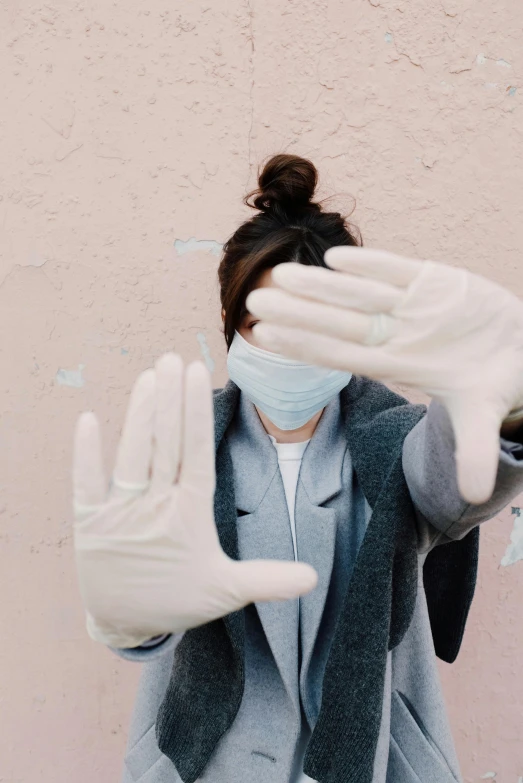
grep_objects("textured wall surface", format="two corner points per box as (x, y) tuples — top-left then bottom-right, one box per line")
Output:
(1, 1), (522, 781)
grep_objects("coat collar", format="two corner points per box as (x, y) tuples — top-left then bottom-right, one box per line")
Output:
(217, 379), (348, 513)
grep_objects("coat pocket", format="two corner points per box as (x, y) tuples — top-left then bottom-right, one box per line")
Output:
(124, 723), (164, 781)
(389, 690), (459, 783)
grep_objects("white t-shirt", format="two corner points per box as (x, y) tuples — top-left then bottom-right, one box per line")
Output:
(268, 434), (317, 783)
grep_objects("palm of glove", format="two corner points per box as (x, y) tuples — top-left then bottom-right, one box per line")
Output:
(74, 482), (227, 648)
(73, 355), (317, 649)
(364, 259), (523, 403)
(246, 248), (523, 505)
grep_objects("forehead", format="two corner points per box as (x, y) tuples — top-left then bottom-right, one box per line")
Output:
(239, 267), (278, 321)
(252, 267), (277, 290)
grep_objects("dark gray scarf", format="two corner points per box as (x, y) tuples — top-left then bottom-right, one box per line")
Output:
(155, 375), (479, 783)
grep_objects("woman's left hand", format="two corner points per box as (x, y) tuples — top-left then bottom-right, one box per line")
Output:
(246, 246), (523, 505)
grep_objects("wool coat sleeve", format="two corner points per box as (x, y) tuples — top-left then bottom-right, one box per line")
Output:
(402, 398), (523, 553)
(108, 633), (181, 662)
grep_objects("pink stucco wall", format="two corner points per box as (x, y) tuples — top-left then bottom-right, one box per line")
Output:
(1, 1), (522, 781)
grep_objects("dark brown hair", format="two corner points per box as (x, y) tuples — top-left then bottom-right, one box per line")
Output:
(218, 153), (362, 349)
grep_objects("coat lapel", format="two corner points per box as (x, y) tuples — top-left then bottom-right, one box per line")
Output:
(215, 374), (420, 676)
(224, 389), (301, 716)
(294, 392), (349, 683)
(223, 385), (352, 716)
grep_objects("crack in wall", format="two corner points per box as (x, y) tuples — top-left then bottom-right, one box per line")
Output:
(245, 0), (255, 191)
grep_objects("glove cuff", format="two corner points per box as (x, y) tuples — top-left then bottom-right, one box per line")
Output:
(85, 612), (156, 649)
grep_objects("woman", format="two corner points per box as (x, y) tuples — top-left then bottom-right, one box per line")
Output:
(72, 155), (523, 783)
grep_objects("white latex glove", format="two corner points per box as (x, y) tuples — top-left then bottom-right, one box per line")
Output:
(246, 247), (523, 506)
(72, 353), (317, 649)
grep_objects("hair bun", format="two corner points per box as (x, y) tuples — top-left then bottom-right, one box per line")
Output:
(246, 154), (320, 214)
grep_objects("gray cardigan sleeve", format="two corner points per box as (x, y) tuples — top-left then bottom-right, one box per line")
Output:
(402, 398), (523, 552)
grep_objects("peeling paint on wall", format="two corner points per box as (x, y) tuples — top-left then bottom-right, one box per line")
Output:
(174, 238), (223, 257)
(196, 332), (215, 373)
(476, 54), (511, 69)
(26, 250), (48, 268)
(500, 508), (523, 567)
(55, 365), (85, 388)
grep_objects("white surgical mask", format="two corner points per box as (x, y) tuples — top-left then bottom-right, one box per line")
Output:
(227, 330), (352, 430)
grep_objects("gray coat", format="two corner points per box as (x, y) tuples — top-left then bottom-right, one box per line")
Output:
(113, 389), (523, 783)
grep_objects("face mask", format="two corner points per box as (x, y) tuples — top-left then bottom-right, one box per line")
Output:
(226, 330), (353, 430)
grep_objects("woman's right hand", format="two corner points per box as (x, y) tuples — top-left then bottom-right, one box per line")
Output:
(72, 353), (318, 649)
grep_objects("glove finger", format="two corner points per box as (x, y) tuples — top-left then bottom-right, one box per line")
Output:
(73, 412), (107, 519)
(324, 246), (419, 287)
(231, 560), (318, 605)
(268, 261), (403, 313)
(151, 353), (184, 493)
(445, 395), (501, 505)
(246, 287), (396, 346)
(110, 368), (156, 500)
(179, 360), (215, 497)
(252, 322), (405, 379)
(247, 286), (359, 332)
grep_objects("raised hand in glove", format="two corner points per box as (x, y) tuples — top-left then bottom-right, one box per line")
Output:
(72, 354), (317, 649)
(246, 247), (523, 505)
